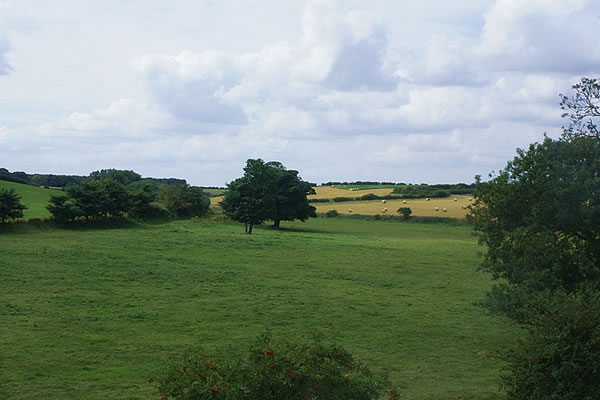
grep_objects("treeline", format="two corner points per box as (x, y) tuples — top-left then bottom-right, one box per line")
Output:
(0, 168), (210, 224)
(320, 181), (400, 186)
(47, 179), (209, 223)
(392, 183), (475, 197)
(310, 183), (475, 203)
(0, 167), (186, 188)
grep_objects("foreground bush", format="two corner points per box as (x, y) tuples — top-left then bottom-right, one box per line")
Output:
(155, 333), (399, 399)
(502, 291), (600, 400)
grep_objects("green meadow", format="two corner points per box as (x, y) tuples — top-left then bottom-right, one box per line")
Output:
(0, 180), (60, 219)
(0, 215), (511, 399)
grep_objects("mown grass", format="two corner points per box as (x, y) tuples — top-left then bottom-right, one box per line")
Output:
(0, 180), (61, 219)
(0, 217), (510, 400)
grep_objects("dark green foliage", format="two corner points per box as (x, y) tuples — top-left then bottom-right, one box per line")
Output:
(0, 170), (29, 184)
(397, 207), (412, 220)
(46, 194), (80, 223)
(472, 135), (600, 319)
(392, 184), (471, 197)
(156, 333), (397, 400)
(88, 169), (142, 186)
(360, 193), (379, 200)
(332, 196), (354, 202)
(66, 178), (131, 219)
(502, 291), (600, 400)
(221, 159), (315, 233)
(325, 209), (339, 218)
(128, 184), (165, 219)
(308, 198), (331, 203)
(0, 188), (27, 222)
(29, 173), (85, 187)
(160, 185), (210, 218)
(266, 161), (316, 229)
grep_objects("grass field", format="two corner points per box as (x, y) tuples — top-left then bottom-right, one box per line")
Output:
(0, 217), (511, 400)
(0, 180), (61, 219)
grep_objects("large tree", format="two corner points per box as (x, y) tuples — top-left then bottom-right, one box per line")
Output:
(471, 78), (600, 319)
(221, 159), (316, 233)
(0, 188), (27, 222)
(266, 161), (316, 229)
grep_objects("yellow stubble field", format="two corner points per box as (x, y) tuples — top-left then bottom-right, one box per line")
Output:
(313, 196), (473, 218)
(211, 187), (473, 218)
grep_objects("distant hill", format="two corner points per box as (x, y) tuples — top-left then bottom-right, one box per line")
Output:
(0, 180), (60, 219)
(0, 167), (187, 188)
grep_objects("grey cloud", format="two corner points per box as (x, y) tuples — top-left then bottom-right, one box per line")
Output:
(0, 36), (13, 75)
(137, 52), (247, 126)
(324, 27), (398, 91)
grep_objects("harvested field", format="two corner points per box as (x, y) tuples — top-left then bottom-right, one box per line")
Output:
(211, 188), (473, 218)
(314, 195), (472, 218)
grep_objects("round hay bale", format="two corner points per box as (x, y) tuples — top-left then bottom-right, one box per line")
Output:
(442, 208), (447, 212)
(435, 207), (439, 211)
(382, 200), (386, 204)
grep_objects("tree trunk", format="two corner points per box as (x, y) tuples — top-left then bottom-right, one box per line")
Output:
(248, 223), (253, 234)
(273, 219), (280, 229)
(245, 223), (248, 234)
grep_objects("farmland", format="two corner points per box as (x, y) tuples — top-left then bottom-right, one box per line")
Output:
(0, 213), (510, 400)
(211, 186), (473, 218)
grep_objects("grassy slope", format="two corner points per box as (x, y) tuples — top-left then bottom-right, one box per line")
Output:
(0, 218), (510, 400)
(0, 180), (61, 219)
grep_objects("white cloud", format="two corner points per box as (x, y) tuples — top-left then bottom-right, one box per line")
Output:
(0, 2), (37, 75)
(478, 0), (600, 73)
(0, 0), (593, 186)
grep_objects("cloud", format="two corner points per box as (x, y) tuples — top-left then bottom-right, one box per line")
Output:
(37, 99), (170, 138)
(477, 0), (600, 73)
(0, 3), (38, 75)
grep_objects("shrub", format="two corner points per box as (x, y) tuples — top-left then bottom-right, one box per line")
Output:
(397, 207), (412, 220)
(154, 333), (399, 400)
(325, 209), (339, 218)
(359, 193), (379, 201)
(332, 197), (354, 202)
(502, 290), (600, 400)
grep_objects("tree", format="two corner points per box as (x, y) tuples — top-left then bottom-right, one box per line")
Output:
(266, 161), (316, 229)
(221, 159), (273, 234)
(471, 78), (600, 319)
(501, 290), (600, 400)
(397, 207), (412, 220)
(221, 159), (316, 233)
(47, 194), (80, 223)
(0, 188), (27, 222)
(159, 184), (210, 218)
(88, 169), (142, 186)
(560, 77), (600, 139)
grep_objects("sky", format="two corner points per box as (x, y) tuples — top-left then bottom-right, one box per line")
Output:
(1, 0), (599, 186)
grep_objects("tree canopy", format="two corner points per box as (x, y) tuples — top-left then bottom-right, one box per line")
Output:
(0, 188), (27, 222)
(221, 159), (316, 233)
(471, 77), (600, 319)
